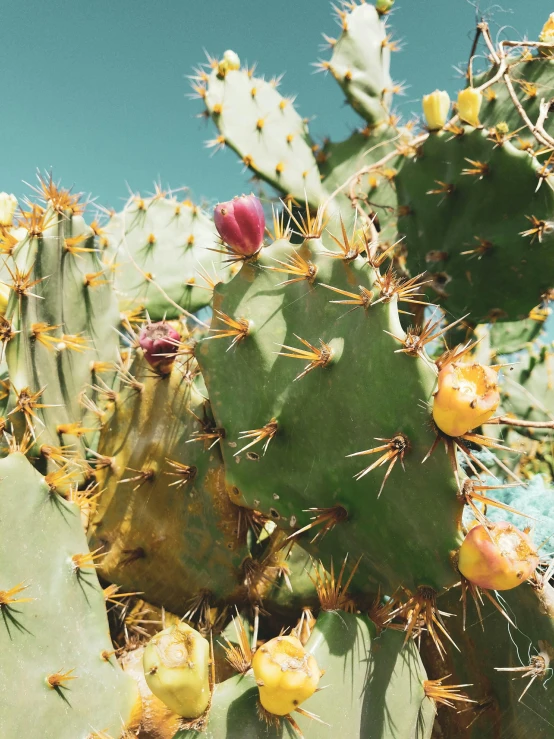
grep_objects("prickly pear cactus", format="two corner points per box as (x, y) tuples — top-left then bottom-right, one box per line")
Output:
(1, 178), (119, 469)
(194, 0), (404, 240)
(396, 128), (554, 323)
(174, 608), (436, 739)
(3, 4), (554, 739)
(89, 343), (252, 616)
(104, 191), (231, 320)
(198, 233), (462, 595)
(0, 452), (139, 738)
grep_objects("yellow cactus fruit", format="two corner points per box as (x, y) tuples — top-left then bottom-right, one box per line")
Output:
(143, 623), (210, 719)
(432, 362), (500, 437)
(540, 13), (554, 43)
(0, 193), (18, 228)
(0, 282), (10, 317)
(252, 635), (321, 716)
(422, 90), (450, 131)
(121, 646), (181, 739)
(458, 522), (539, 591)
(218, 50), (241, 76)
(457, 87), (482, 127)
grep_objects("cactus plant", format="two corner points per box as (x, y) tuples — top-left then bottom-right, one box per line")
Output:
(1, 177), (119, 471)
(88, 343), (254, 616)
(0, 451), (139, 738)
(104, 191), (231, 320)
(2, 3), (554, 739)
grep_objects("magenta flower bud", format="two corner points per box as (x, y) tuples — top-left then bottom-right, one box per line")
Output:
(139, 322), (181, 374)
(214, 194), (265, 256)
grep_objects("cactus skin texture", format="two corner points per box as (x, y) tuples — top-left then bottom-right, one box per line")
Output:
(198, 235), (462, 596)
(395, 129), (554, 323)
(2, 180), (119, 466)
(104, 192), (230, 320)
(0, 452), (139, 738)
(327, 2), (393, 125)
(89, 349), (252, 615)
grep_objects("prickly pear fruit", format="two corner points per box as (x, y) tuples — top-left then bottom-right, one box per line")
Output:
(121, 646), (181, 739)
(457, 87), (482, 127)
(214, 194), (265, 256)
(0, 192), (17, 227)
(433, 362), (500, 437)
(143, 623), (210, 718)
(458, 522), (539, 590)
(220, 49), (241, 72)
(252, 635), (321, 716)
(540, 13), (554, 43)
(376, 0), (394, 13)
(139, 321), (180, 374)
(422, 90), (450, 131)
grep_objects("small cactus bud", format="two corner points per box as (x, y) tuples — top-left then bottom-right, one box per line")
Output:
(217, 49), (241, 77)
(0, 193), (18, 228)
(376, 0), (395, 14)
(143, 623), (210, 719)
(540, 13), (554, 43)
(139, 322), (180, 374)
(422, 90), (450, 131)
(214, 194), (265, 256)
(223, 49), (241, 70)
(457, 87), (482, 127)
(458, 522), (539, 590)
(432, 362), (500, 437)
(252, 635), (321, 716)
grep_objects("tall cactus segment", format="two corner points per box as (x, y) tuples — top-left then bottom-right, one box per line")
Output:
(395, 128), (554, 323)
(326, 2), (393, 125)
(89, 346), (252, 616)
(174, 610), (436, 739)
(2, 178), (119, 466)
(104, 191), (231, 320)
(0, 452), (139, 738)
(198, 233), (462, 595)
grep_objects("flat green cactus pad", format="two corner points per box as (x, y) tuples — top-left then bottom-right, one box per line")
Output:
(0, 452), (139, 739)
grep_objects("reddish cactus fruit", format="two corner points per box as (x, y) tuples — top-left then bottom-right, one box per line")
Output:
(139, 322), (180, 374)
(458, 522), (539, 591)
(214, 194), (265, 256)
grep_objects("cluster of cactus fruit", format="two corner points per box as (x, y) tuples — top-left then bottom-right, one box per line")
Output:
(2, 2), (554, 737)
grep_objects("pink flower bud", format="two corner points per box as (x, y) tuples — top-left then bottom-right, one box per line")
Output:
(139, 322), (181, 374)
(214, 194), (265, 256)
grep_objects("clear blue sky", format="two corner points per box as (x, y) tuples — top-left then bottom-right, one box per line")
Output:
(4, 0), (551, 211)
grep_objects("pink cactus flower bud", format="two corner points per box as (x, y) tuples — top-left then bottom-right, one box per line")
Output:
(139, 322), (181, 374)
(214, 194), (265, 256)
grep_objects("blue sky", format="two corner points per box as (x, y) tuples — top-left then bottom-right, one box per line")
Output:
(4, 0), (551, 210)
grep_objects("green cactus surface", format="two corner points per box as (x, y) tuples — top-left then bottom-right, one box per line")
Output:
(105, 192), (231, 321)
(0, 452), (139, 739)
